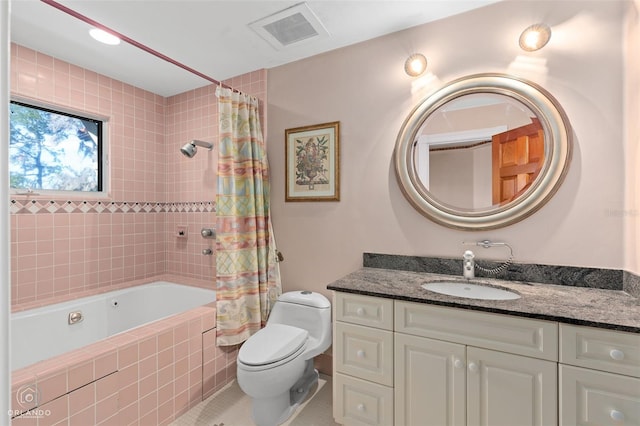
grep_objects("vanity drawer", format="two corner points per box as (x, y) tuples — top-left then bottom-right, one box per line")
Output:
(395, 301), (558, 361)
(335, 322), (394, 386)
(560, 324), (640, 378)
(559, 365), (640, 426)
(334, 372), (394, 426)
(335, 292), (394, 330)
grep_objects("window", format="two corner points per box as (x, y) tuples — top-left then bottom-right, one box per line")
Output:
(9, 100), (104, 193)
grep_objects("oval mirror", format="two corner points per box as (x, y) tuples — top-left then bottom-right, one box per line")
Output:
(394, 73), (572, 230)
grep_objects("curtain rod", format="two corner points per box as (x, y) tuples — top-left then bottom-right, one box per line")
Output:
(41, 0), (236, 92)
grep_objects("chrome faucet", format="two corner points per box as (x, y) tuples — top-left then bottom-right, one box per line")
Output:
(462, 240), (515, 277)
(463, 250), (475, 279)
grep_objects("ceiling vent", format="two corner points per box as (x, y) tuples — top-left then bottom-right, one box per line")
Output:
(249, 3), (329, 50)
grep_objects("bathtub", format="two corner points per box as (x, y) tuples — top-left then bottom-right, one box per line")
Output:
(11, 281), (216, 371)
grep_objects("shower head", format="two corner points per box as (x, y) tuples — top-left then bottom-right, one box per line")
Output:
(180, 140), (213, 158)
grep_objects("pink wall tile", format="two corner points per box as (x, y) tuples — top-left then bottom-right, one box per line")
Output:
(11, 44), (266, 307)
(10, 43), (263, 422)
(12, 304), (229, 425)
(69, 406), (95, 426)
(68, 361), (94, 392)
(36, 371), (67, 405)
(37, 394), (69, 426)
(67, 382), (95, 415)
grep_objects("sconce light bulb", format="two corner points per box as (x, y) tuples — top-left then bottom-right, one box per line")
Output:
(524, 32), (539, 48)
(519, 23), (551, 52)
(404, 53), (428, 77)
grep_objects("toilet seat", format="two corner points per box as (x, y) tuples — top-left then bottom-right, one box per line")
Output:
(238, 324), (308, 368)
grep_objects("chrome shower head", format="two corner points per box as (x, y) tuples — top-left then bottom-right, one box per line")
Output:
(180, 140), (213, 158)
(180, 143), (196, 158)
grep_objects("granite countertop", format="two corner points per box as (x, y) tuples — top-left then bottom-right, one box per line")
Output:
(327, 267), (640, 333)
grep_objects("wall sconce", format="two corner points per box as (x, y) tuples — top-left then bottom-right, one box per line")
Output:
(519, 23), (551, 52)
(404, 53), (428, 77)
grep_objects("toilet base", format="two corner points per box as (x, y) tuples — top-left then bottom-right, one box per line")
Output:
(250, 360), (319, 426)
(290, 360), (318, 406)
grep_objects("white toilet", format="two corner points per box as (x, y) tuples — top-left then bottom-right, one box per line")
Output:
(236, 291), (332, 426)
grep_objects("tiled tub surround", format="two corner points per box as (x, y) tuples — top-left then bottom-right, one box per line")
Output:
(11, 281), (216, 370)
(10, 43), (267, 308)
(10, 278), (238, 426)
(8, 39), (266, 426)
(327, 267), (640, 333)
(10, 199), (216, 308)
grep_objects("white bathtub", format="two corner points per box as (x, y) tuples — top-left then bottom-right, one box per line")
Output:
(11, 281), (216, 371)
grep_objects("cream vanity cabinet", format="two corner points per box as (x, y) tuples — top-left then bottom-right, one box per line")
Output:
(559, 324), (640, 425)
(334, 292), (558, 426)
(333, 292), (640, 426)
(394, 300), (558, 426)
(333, 293), (395, 426)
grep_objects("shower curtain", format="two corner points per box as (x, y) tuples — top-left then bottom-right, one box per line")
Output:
(215, 87), (281, 346)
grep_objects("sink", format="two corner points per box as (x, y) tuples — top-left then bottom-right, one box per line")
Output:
(421, 281), (521, 300)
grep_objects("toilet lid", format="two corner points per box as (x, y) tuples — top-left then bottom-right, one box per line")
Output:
(239, 324), (308, 366)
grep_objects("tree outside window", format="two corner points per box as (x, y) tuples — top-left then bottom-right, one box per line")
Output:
(9, 101), (102, 192)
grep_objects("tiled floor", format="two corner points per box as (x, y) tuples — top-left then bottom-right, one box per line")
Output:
(171, 374), (338, 426)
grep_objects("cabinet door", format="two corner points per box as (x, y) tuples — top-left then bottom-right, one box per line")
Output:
(395, 333), (466, 426)
(560, 364), (640, 426)
(467, 347), (557, 426)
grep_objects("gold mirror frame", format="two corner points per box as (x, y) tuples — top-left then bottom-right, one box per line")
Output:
(394, 73), (572, 230)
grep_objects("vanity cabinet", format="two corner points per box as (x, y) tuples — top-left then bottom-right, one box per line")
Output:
(394, 332), (466, 425)
(558, 324), (640, 425)
(395, 301), (557, 426)
(334, 293), (395, 426)
(333, 292), (640, 426)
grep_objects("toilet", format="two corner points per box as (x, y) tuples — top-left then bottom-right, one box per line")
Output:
(236, 291), (332, 426)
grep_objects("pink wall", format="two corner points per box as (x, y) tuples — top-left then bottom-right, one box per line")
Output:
(10, 43), (267, 308)
(266, 0), (629, 298)
(625, 0), (640, 275)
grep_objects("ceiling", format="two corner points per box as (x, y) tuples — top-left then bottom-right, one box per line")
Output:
(10, 0), (501, 97)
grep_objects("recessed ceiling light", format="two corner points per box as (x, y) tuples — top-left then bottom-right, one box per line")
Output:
(89, 28), (121, 45)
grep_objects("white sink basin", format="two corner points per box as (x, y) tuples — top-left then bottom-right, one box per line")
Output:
(421, 281), (520, 300)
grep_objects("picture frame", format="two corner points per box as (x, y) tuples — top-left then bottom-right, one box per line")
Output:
(285, 121), (340, 202)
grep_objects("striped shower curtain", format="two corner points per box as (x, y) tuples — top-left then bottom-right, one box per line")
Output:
(215, 87), (281, 346)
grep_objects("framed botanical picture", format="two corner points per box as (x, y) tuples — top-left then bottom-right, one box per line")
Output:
(285, 121), (340, 202)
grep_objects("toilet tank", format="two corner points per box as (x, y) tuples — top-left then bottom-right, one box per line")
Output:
(267, 291), (331, 353)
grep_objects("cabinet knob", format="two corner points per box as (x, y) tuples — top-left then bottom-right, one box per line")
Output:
(610, 349), (625, 361)
(356, 307), (365, 316)
(356, 350), (366, 358)
(468, 362), (479, 373)
(357, 403), (366, 412)
(610, 409), (624, 421)
(454, 359), (464, 369)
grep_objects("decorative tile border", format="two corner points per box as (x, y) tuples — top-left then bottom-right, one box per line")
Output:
(10, 199), (216, 214)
